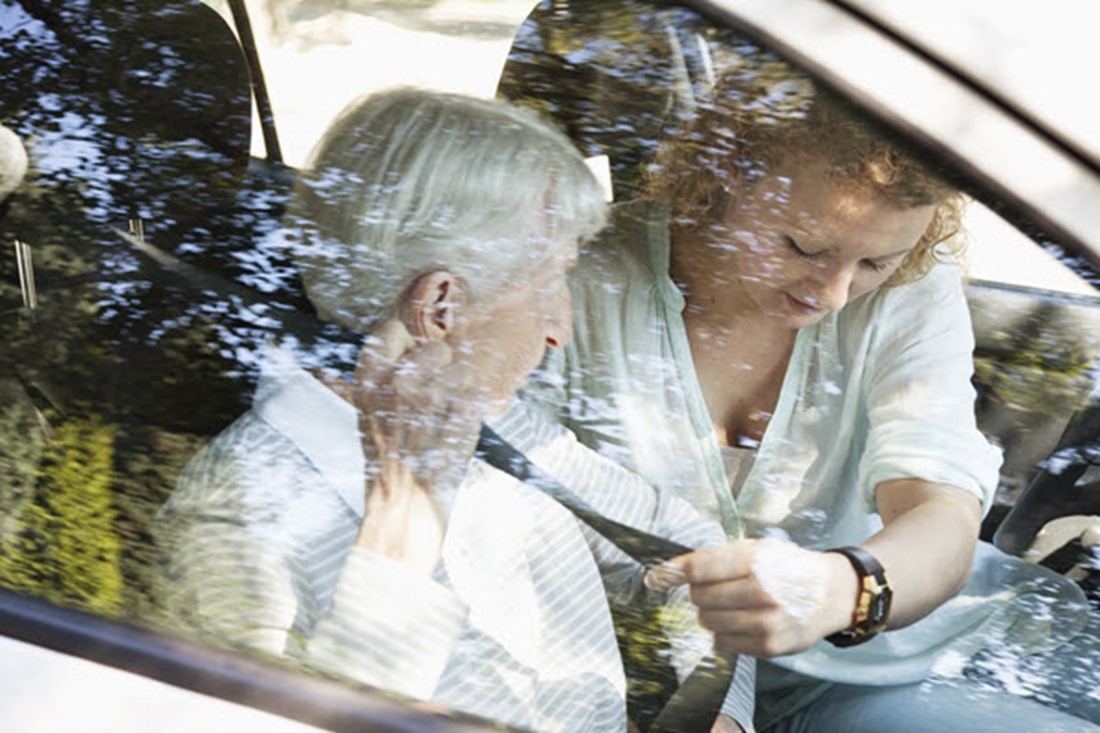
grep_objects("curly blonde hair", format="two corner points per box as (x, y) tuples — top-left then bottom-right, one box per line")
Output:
(645, 55), (964, 287)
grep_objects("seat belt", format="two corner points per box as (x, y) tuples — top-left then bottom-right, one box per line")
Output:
(475, 424), (738, 732)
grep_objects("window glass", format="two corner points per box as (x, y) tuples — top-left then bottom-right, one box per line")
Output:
(964, 200), (1100, 508)
(967, 200), (1099, 297)
(3, 1), (1100, 731)
(203, 0), (536, 166)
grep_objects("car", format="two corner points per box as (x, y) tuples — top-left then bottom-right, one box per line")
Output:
(1, 0), (1097, 730)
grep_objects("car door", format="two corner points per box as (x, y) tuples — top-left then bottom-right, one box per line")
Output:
(2, 0), (1098, 730)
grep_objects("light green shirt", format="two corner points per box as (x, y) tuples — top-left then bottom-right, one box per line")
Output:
(525, 199), (1087, 707)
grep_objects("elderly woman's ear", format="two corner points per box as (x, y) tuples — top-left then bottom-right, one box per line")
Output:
(398, 270), (464, 342)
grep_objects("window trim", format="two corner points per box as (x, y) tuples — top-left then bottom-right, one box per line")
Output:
(0, 588), (500, 733)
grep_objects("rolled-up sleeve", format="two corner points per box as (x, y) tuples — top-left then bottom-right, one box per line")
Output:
(858, 266), (1003, 515)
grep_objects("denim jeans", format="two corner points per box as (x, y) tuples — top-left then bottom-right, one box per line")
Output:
(763, 675), (1099, 733)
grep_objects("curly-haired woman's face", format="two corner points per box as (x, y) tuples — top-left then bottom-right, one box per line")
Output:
(707, 158), (937, 328)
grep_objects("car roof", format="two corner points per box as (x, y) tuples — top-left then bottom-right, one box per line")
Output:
(695, 0), (1100, 267)
(842, 0), (1100, 169)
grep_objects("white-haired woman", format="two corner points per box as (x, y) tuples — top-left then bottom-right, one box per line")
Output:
(155, 88), (751, 733)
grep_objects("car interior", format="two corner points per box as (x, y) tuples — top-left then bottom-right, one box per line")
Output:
(1, 0), (1099, 728)
(496, 0), (1100, 563)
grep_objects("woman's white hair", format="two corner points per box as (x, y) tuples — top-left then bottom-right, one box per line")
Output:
(285, 87), (608, 334)
(0, 124), (28, 204)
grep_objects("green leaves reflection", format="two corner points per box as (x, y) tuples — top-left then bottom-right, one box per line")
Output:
(0, 411), (123, 615)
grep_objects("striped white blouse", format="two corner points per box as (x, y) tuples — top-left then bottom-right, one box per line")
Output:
(154, 350), (755, 732)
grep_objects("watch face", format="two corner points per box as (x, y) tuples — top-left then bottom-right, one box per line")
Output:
(825, 547), (893, 645)
(869, 590), (891, 627)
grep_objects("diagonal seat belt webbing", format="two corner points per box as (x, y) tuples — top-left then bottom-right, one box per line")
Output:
(475, 424), (738, 733)
(475, 424), (693, 568)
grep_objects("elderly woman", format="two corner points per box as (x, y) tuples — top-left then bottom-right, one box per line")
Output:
(525, 49), (1094, 731)
(154, 88), (750, 732)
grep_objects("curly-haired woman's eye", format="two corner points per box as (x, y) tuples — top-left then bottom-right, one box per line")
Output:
(785, 236), (821, 260)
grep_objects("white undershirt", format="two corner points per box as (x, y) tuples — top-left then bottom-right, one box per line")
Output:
(720, 444), (757, 500)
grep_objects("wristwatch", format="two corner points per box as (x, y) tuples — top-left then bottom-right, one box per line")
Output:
(824, 546), (893, 648)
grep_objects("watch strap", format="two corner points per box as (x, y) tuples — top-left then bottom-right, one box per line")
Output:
(824, 546), (893, 648)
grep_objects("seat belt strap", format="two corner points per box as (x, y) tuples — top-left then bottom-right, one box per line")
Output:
(475, 424), (738, 732)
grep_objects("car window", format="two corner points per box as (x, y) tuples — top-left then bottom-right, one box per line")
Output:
(967, 200), (1098, 298)
(0, 1), (521, 729)
(203, 0), (536, 167)
(3, 1), (1100, 731)
(964, 198), (1099, 508)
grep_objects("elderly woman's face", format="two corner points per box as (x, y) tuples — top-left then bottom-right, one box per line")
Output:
(454, 241), (578, 414)
(711, 158), (937, 327)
